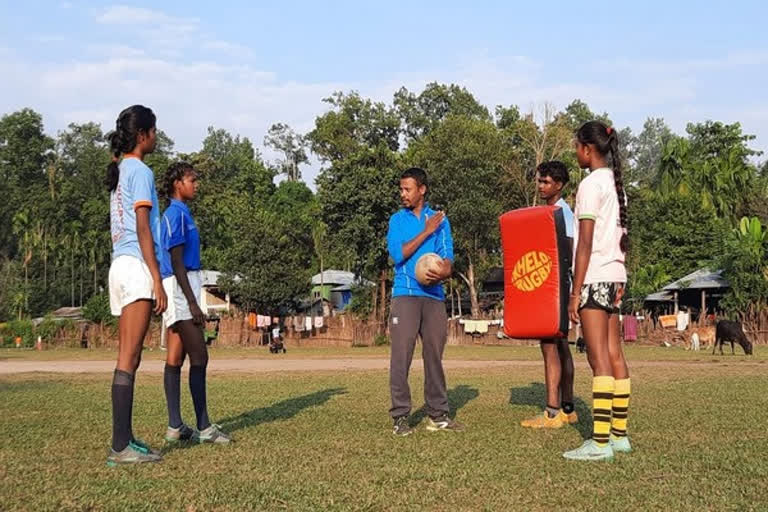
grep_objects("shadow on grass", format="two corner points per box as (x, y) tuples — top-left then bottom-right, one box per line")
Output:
(220, 387), (348, 433)
(508, 382), (592, 440)
(411, 384), (480, 426)
(161, 387), (348, 455)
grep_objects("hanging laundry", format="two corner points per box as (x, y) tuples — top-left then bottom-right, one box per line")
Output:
(293, 315), (304, 332)
(476, 321), (489, 334)
(623, 315), (638, 341)
(314, 316), (324, 329)
(305, 316), (312, 331)
(272, 316), (279, 325)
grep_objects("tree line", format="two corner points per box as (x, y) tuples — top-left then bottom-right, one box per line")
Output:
(1, 82), (767, 327)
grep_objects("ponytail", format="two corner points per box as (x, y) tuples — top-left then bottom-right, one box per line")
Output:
(104, 105), (156, 192)
(576, 120), (629, 253)
(608, 130), (629, 253)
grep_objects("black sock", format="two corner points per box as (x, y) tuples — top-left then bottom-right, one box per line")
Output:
(164, 364), (183, 428)
(111, 369), (135, 452)
(561, 401), (575, 414)
(189, 365), (211, 431)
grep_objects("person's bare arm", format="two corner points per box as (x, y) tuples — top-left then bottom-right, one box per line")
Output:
(569, 220), (594, 324)
(136, 206), (167, 314)
(170, 245), (205, 325)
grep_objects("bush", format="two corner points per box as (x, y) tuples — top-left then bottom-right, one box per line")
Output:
(82, 294), (115, 326)
(2, 319), (35, 347)
(374, 333), (389, 346)
(348, 284), (375, 319)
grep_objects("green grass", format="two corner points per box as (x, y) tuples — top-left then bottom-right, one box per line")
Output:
(2, 342), (765, 362)
(2, 356), (767, 511)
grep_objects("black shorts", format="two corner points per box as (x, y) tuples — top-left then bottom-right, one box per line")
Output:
(578, 282), (624, 315)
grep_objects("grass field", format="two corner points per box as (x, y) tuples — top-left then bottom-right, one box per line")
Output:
(1, 348), (767, 511)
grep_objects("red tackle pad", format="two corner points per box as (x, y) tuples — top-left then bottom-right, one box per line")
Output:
(499, 205), (570, 339)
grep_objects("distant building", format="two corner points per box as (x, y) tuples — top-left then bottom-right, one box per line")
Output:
(310, 270), (372, 311)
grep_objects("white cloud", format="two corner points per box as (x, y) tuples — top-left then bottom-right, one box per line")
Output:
(95, 5), (199, 29)
(2, 7), (767, 192)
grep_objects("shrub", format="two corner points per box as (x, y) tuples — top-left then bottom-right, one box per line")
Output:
(82, 294), (115, 326)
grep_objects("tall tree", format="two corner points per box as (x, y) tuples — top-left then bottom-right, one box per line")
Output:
(264, 123), (309, 182)
(309, 91), (401, 325)
(395, 82), (491, 141)
(407, 115), (506, 317)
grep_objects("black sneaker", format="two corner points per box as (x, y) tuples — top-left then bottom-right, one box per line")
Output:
(393, 415), (413, 436)
(426, 414), (465, 432)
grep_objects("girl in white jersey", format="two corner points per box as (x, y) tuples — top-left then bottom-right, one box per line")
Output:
(563, 121), (632, 461)
(105, 105), (168, 466)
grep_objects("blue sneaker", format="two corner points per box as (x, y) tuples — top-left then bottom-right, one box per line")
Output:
(563, 439), (614, 461)
(610, 435), (632, 453)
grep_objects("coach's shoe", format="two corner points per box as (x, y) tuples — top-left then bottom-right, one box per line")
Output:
(610, 435), (632, 453)
(562, 439), (614, 461)
(426, 414), (465, 432)
(197, 424), (233, 444)
(521, 411), (564, 429)
(107, 443), (162, 466)
(559, 410), (579, 425)
(165, 423), (195, 443)
(393, 416), (413, 436)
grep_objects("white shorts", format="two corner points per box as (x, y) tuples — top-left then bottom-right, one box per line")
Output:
(109, 255), (155, 316)
(162, 270), (203, 328)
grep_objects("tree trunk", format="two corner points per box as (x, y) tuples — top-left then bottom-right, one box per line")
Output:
(43, 230), (47, 292)
(455, 287), (462, 317)
(371, 282), (378, 340)
(458, 263), (480, 318)
(80, 256), (84, 307)
(467, 262), (480, 318)
(70, 247), (75, 307)
(379, 269), (387, 335)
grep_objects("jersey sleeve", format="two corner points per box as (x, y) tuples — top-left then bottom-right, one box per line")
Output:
(387, 215), (405, 265)
(576, 182), (601, 221)
(162, 208), (186, 250)
(132, 168), (155, 211)
(435, 217), (454, 261)
(563, 205), (574, 238)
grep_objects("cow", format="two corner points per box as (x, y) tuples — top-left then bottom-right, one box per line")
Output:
(712, 320), (753, 355)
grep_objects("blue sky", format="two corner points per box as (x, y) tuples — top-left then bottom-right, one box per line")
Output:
(2, 1), (767, 186)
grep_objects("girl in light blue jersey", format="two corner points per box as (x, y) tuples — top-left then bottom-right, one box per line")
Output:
(105, 105), (168, 466)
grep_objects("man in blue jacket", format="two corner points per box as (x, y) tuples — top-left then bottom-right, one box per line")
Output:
(386, 167), (464, 436)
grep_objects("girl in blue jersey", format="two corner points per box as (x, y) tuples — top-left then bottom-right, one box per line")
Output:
(106, 105), (167, 466)
(160, 162), (232, 444)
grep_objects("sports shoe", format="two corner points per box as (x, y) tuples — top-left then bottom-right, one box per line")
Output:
(107, 442), (162, 466)
(197, 423), (233, 444)
(393, 416), (413, 436)
(559, 410), (579, 424)
(562, 439), (614, 461)
(610, 435), (632, 453)
(521, 411), (564, 429)
(130, 438), (160, 456)
(165, 423), (195, 442)
(426, 414), (465, 432)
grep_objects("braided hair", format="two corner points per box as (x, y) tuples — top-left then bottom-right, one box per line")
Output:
(104, 105), (156, 192)
(576, 121), (629, 253)
(163, 161), (195, 199)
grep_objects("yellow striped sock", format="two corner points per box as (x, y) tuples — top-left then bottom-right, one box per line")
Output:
(611, 378), (631, 439)
(592, 376), (615, 446)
